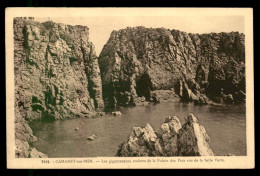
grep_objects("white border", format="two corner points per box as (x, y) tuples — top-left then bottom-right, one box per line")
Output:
(6, 8), (254, 169)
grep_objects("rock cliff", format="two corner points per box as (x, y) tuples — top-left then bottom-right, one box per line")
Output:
(14, 17), (104, 157)
(117, 114), (214, 156)
(14, 18), (104, 120)
(99, 27), (245, 109)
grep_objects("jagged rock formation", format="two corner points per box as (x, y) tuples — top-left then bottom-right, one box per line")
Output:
(14, 18), (104, 157)
(99, 27), (245, 109)
(116, 114), (214, 156)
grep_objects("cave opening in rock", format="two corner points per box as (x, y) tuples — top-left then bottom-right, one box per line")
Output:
(135, 73), (153, 101)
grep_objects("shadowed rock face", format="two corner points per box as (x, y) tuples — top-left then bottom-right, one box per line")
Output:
(99, 27), (245, 109)
(13, 18), (104, 157)
(116, 114), (214, 156)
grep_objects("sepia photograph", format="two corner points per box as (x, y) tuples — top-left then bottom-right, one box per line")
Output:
(6, 8), (254, 169)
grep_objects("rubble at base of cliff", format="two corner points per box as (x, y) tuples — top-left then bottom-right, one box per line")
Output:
(116, 113), (215, 156)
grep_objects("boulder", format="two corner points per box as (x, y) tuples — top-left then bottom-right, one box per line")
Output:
(157, 116), (182, 156)
(221, 92), (234, 104)
(87, 134), (99, 141)
(112, 111), (122, 116)
(117, 113), (214, 156)
(178, 114), (214, 156)
(96, 112), (106, 116)
(29, 148), (48, 158)
(117, 124), (163, 156)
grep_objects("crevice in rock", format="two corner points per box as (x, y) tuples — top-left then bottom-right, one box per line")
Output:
(81, 43), (97, 108)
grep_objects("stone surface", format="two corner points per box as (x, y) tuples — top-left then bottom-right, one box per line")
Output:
(112, 111), (122, 116)
(117, 114), (214, 156)
(178, 114), (214, 156)
(99, 27), (245, 109)
(29, 148), (48, 158)
(226, 153), (236, 156)
(87, 134), (99, 141)
(150, 89), (180, 103)
(14, 18), (104, 122)
(117, 124), (163, 156)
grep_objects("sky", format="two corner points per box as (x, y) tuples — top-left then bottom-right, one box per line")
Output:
(35, 16), (244, 55)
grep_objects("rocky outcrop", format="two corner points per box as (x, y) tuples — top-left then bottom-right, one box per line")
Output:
(14, 18), (104, 121)
(117, 114), (214, 156)
(15, 103), (47, 158)
(99, 27), (245, 108)
(14, 18), (104, 157)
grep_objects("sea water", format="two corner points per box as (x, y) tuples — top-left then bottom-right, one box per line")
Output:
(30, 102), (246, 157)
